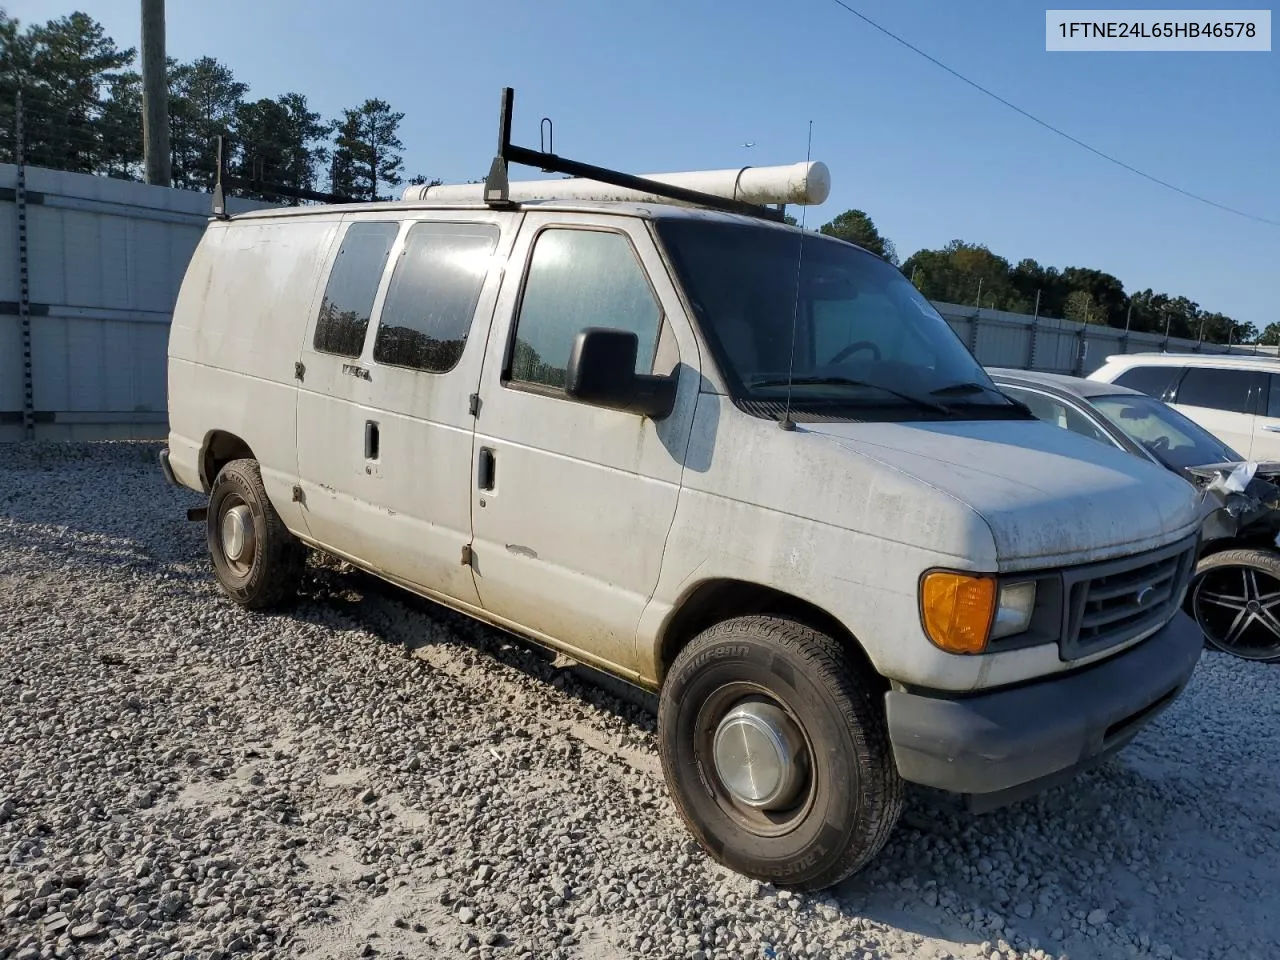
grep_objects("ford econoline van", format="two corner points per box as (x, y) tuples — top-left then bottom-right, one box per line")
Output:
(160, 139), (1205, 890)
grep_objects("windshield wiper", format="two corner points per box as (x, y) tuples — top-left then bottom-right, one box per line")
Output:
(748, 376), (951, 414)
(931, 381), (1033, 414)
(930, 381), (1005, 398)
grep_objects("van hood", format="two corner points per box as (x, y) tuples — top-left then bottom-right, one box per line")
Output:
(806, 417), (1201, 569)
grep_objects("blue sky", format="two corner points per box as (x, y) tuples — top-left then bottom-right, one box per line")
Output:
(13, 0), (1278, 329)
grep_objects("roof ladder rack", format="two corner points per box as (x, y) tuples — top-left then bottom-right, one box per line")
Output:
(482, 87), (788, 223)
(212, 134), (362, 218)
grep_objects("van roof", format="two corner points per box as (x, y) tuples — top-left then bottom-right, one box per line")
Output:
(220, 196), (808, 232)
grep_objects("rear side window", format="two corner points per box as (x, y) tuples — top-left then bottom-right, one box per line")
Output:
(509, 228), (661, 389)
(314, 221), (399, 357)
(1111, 364), (1178, 399)
(1174, 367), (1258, 414)
(373, 222), (500, 374)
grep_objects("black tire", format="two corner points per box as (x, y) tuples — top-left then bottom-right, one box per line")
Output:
(1189, 548), (1280, 662)
(206, 458), (304, 610)
(657, 615), (903, 890)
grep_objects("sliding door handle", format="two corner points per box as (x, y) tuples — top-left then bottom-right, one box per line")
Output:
(477, 447), (496, 491)
(1262, 425), (1280, 433)
(364, 421), (380, 460)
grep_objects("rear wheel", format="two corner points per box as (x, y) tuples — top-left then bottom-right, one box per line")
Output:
(657, 615), (903, 890)
(1190, 548), (1280, 662)
(207, 459), (304, 609)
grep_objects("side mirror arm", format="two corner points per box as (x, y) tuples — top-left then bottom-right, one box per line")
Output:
(626, 372), (678, 420)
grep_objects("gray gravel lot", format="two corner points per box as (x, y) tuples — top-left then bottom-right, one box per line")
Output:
(1, 441), (1278, 960)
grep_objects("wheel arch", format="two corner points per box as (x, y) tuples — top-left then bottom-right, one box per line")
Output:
(200, 430), (258, 493)
(656, 578), (883, 690)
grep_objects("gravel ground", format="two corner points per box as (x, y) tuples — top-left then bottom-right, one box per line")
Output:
(1, 441), (1277, 960)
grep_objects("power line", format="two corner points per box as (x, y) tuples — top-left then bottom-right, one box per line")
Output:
(823, 0), (1280, 229)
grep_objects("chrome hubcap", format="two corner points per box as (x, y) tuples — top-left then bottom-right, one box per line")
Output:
(712, 700), (807, 810)
(220, 504), (255, 566)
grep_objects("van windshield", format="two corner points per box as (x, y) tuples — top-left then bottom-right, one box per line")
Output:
(654, 218), (1024, 419)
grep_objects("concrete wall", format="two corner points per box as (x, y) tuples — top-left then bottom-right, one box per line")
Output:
(0, 164), (1261, 441)
(0, 164), (273, 441)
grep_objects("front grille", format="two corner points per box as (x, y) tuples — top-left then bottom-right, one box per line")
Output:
(1060, 536), (1197, 660)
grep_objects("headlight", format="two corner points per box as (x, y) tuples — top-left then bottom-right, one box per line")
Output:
(920, 573), (1036, 653)
(990, 581), (1036, 640)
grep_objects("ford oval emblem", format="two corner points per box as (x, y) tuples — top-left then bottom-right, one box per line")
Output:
(1135, 585), (1154, 607)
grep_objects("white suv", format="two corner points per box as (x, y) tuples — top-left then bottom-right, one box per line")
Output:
(1089, 352), (1280, 462)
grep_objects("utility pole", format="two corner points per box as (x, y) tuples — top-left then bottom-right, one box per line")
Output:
(141, 0), (171, 186)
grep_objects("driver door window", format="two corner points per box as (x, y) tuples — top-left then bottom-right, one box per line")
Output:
(509, 228), (661, 390)
(1168, 366), (1260, 460)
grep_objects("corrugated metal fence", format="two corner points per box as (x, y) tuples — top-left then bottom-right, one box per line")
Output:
(0, 163), (269, 441)
(931, 302), (1259, 377)
(0, 163), (1263, 441)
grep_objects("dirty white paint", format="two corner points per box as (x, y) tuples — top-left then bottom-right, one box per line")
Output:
(639, 392), (1201, 691)
(167, 197), (1201, 711)
(167, 215), (341, 530)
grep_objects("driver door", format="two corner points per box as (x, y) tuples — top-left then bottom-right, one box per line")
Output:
(467, 212), (698, 676)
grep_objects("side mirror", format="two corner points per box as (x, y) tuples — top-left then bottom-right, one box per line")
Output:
(565, 327), (677, 420)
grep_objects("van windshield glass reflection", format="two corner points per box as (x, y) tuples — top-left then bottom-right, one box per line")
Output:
(654, 219), (1018, 418)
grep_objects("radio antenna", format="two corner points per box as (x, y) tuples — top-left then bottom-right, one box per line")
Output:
(779, 120), (814, 432)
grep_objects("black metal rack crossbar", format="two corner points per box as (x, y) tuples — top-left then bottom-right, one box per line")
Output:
(212, 135), (361, 217)
(483, 87), (785, 223)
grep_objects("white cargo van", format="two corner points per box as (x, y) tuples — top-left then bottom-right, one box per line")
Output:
(160, 94), (1205, 890)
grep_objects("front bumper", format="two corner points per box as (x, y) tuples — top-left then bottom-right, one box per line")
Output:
(885, 610), (1203, 810)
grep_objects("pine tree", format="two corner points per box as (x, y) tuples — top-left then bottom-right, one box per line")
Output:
(330, 99), (406, 201)
(233, 93), (329, 202)
(168, 56), (247, 190)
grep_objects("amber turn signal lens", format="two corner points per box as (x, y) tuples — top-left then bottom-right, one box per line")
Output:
(920, 572), (997, 654)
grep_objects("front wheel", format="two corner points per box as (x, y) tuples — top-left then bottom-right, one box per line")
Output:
(657, 616), (903, 890)
(1189, 548), (1280, 662)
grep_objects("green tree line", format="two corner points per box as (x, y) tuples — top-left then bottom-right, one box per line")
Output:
(815, 208), (1256, 346)
(0, 9), (428, 201)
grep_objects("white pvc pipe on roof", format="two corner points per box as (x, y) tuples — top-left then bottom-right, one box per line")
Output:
(400, 160), (831, 207)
